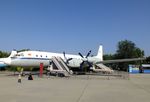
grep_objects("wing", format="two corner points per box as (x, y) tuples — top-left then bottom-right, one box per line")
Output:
(95, 58), (146, 64)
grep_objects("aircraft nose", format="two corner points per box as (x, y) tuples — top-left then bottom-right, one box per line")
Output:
(0, 58), (11, 66)
(0, 61), (7, 67)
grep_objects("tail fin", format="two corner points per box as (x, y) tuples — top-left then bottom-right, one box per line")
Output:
(9, 50), (17, 58)
(96, 45), (103, 61)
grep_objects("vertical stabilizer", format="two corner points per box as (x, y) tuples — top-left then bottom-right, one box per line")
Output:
(96, 45), (103, 61)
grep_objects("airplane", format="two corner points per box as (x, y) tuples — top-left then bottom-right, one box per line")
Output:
(0, 45), (145, 73)
(0, 45), (103, 68)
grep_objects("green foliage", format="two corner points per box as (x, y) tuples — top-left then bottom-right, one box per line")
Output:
(0, 51), (10, 70)
(0, 51), (9, 58)
(103, 40), (145, 71)
(103, 54), (114, 60)
(17, 49), (30, 52)
(17, 67), (23, 72)
(146, 56), (150, 64)
(115, 40), (144, 59)
(5, 66), (17, 71)
(114, 40), (144, 71)
(103, 54), (118, 70)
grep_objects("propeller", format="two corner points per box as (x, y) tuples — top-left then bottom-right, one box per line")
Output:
(78, 50), (93, 71)
(63, 52), (73, 64)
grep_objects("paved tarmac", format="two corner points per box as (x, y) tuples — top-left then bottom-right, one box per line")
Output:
(0, 73), (150, 102)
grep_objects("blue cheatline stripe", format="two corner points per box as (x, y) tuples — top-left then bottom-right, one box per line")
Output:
(12, 57), (50, 61)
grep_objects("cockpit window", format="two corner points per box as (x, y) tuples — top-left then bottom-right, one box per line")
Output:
(16, 54), (20, 56)
(15, 53), (24, 57)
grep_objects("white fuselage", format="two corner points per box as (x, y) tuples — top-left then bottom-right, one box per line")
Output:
(9, 51), (100, 68)
(0, 45), (103, 68)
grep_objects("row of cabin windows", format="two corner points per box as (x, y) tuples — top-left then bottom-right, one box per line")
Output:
(16, 53), (48, 58)
(36, 55), (48, 58)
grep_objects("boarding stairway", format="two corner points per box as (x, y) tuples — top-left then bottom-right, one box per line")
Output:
(49, 56), (72, 76)
(93, 64), (113, 73)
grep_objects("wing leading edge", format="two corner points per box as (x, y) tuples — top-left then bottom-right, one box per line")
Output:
(95, 57), (146, 64)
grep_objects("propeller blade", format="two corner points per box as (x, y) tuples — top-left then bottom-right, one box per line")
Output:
(80, 61), (85, 70)
(78, 51), (93, 72)
(78, 52), (84, 58)
(66, 58), (73, 64)
(86, 50), (91, 58)
(68, 58), (73, 61)
(63, 51), (66, 58)
(63, 51), (68, 62)
(63, 52), (73, 64)
(86, 61), (92, 67)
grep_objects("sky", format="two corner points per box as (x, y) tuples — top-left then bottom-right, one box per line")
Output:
(0, 0), (150, 56)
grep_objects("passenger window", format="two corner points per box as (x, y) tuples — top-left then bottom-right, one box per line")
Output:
(20, 53), (24, 56)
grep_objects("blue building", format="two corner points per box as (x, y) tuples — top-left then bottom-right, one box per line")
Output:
(129, 64), (150, 74)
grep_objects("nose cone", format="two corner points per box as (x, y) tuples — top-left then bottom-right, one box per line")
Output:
(0, 62), (7, 67)
(0, 58), (11, 67)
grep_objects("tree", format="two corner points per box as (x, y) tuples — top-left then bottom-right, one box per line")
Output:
(0, 51), (9, 58)
(103, 54), (119, 70)
(115, 40), (144, 59)
(103, 54), (114, 60)
(0, 51), (10, 70)
(115, 40), (144, 71)
(17, 49), (30, 52)
(146, 56), (150, 64)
